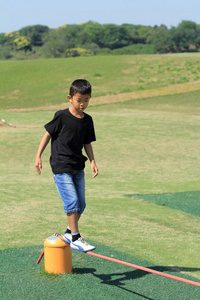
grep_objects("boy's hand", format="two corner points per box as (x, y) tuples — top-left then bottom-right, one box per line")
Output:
(35, 156), (42, 175)
(34, 132), (51, 175)
(91, 161), (98, 178)
(83, 143), (98, 177)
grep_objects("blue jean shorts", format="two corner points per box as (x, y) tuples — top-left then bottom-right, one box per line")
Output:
(53, 170), (86, 214)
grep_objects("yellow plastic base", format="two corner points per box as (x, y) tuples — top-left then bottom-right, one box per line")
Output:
(44, 235), (72, 274)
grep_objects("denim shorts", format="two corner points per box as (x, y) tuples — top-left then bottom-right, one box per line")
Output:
(53, 170), (86, 214)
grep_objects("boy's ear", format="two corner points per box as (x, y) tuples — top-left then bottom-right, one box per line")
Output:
(67, 95), (72, 102)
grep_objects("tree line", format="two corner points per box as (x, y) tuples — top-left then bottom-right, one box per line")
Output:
(0, 20), (200, 59)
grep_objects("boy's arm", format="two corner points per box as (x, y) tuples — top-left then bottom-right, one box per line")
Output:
(35, 131), (51, 174)
(84, 143), (98, 178)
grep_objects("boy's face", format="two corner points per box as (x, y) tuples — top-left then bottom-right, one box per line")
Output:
(68, 92), (90, 114)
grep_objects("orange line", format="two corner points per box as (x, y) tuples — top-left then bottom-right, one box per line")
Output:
(86, 251), (200, 287)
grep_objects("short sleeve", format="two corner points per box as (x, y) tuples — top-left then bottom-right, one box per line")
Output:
(84, 118), (96, 144)
(44, 111), (62, 137)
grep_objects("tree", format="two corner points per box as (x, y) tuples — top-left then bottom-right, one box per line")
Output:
(147, 25), (175, 53)
(100, 24), (130, 49)
(196, 25), (200, 50)
(0, 44), (13, 59)
(171, 21), (198, 52)
(121, 24), (140, 44)
(0, 33), (9, 45)
(137, 25), (154, 44)
(56, 24), (82, 47)
(81, 22), (104, 47)
(42, 29), (75, 57)
(1, 21), (200, 60)
(19, 25), (49, 47)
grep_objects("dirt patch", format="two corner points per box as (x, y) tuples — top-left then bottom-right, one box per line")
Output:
(7, 80), (200, 112)
(7, 103), (70, 112)
(91, 80), (200, 106)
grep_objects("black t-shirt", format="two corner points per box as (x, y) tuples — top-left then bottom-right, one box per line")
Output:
(44, 108), (96, 174)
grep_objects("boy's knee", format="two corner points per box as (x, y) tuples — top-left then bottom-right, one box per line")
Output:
(78, 203), (86, 215)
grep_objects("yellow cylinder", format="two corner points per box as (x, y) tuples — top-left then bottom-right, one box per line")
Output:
(44, 235), (72, 274)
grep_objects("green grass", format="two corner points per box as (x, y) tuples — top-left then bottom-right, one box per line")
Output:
(1, 90), (200, 278)
(1, 55), (200, 298)
(129, 191), (200, 217)
(1, 243), (200, 300)
(0, 53), (200, 109)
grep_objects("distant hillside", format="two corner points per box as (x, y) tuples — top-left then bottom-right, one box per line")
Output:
(1, 53), (200, 109)
(0, 20), (200, 60)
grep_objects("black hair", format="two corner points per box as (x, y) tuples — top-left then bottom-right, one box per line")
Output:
(69, 79), (92, 97)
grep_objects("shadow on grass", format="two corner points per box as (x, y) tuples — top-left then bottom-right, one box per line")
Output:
(73, 265), (200, 299)
(74, 267), (154, 299)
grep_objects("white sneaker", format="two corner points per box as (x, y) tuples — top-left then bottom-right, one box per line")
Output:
(70, 237), (95, 252)
(63, 232), (72, 244)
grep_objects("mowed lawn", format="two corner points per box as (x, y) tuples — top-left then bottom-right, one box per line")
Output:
(1, 87), (200, 285)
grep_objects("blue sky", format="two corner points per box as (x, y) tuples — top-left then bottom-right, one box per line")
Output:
(1, 0), (199, 33)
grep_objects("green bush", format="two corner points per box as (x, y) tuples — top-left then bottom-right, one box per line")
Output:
(0, 44), (13, 59)
(13, 36), (31, 51)
(64, 48), (93, 57)
(96, 48), (112, 55)
(112, 44), (155, 55)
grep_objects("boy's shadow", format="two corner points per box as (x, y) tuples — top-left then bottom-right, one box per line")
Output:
(74, 266), (200, 299)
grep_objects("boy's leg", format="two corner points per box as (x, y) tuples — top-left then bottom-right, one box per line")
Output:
(66, 211), (95, 251)
(66, 212), (81, 241)
(69, 171), (95, 251)
(54, 172), (81, 243)
(73, 170), (86, 215)
(64, 170), (84, 239)
(65, 213), (81, 233)
(54, 171), (95, 251)
(67, 212), (81, 234)
(64, 213), (81, 242)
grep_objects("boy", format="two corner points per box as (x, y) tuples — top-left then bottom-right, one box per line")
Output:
(35, 79), (98, 252)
